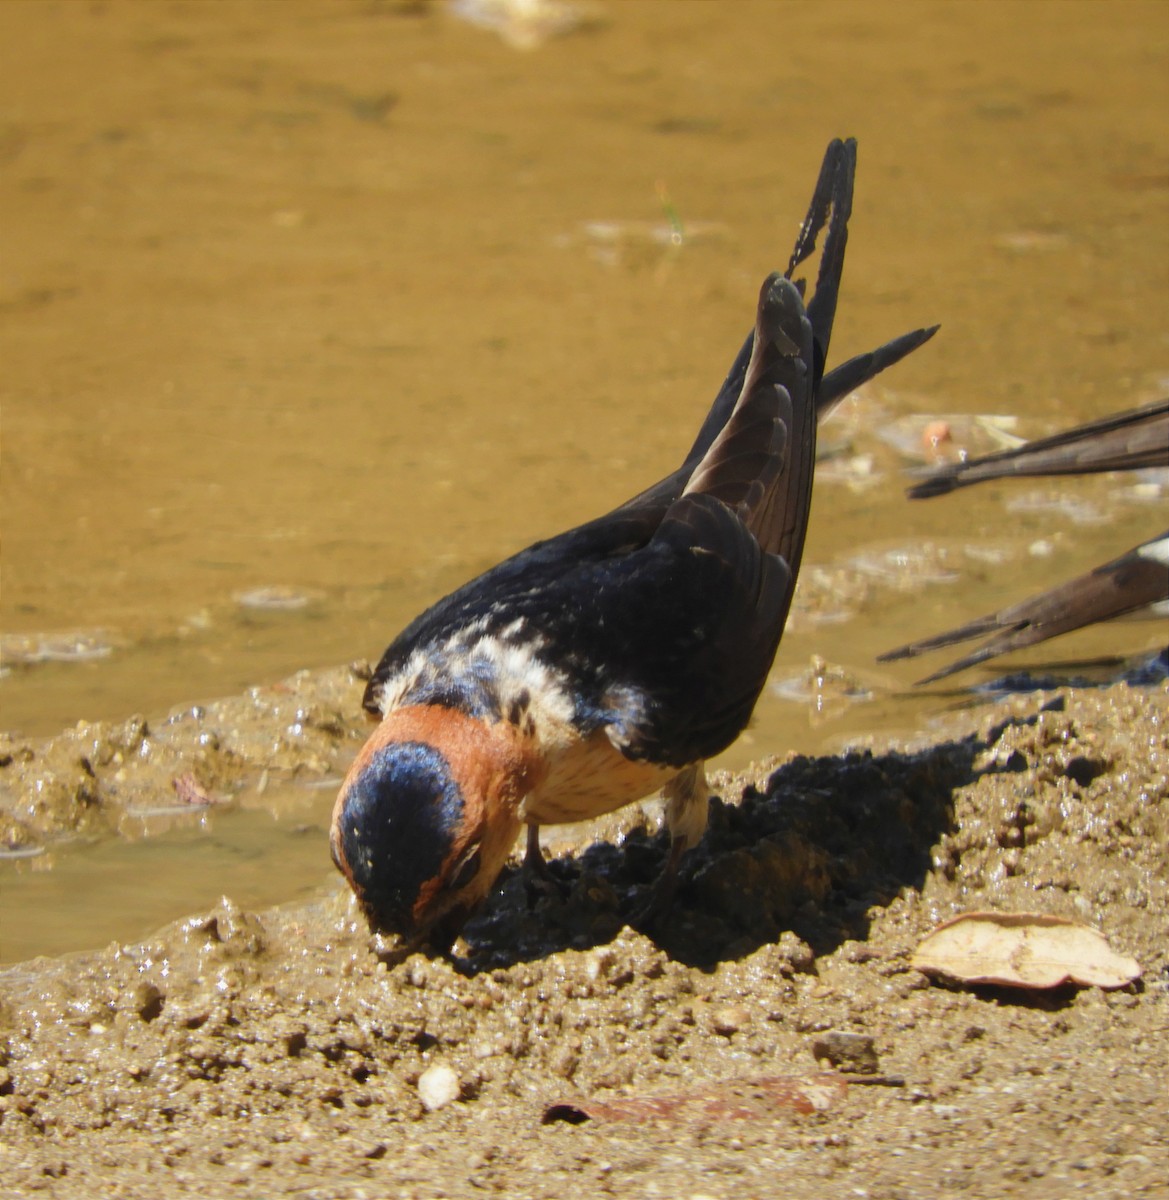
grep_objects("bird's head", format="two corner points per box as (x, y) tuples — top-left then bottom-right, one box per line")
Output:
(330, 705), (539, 948)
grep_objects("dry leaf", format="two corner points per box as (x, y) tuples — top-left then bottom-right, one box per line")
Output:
(171, 773), (227, 807)
(911, 911), (1141, 990)
(543, 1073), (852, 1127)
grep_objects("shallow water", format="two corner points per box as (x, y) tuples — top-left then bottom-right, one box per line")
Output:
(2, 0), (1168, 959)
(1, 782), (336, 964)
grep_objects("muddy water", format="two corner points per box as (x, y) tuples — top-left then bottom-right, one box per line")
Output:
(2, 1), (1168, 959)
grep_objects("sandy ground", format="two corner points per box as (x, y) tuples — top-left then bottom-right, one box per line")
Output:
(2, 672), (1166, 1198)
(2, 6), (1168, 1194)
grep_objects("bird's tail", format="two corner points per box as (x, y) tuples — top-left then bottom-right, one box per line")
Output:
(904, 398), (1169, 499)
(788, 136), (855, 385)
(685, 138), (858, 574)
(622, 140), (937, 550)
(681, 140), (937, 569)
(879, 532), (1169, 683)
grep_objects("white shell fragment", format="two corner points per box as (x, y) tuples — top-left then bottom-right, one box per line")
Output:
(417, 1063), (461, 1112)
(0, 630), (114, 665)
(911, 912), (1142, 991)
(448, 0), (587, 50)
(233, 586), (314, 611)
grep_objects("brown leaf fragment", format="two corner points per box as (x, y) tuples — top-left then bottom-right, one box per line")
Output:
(171, 773), (223, 807)
(542, 1073), (850, 1126)
(911, 911), (1141, 990)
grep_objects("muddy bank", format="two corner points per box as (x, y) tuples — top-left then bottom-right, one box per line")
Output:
(2, 679), (1166, 1198)
(0, 665), (365, 854)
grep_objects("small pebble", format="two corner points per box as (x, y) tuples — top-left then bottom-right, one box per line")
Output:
(712, 1004), (750, 1035)
(812, 1030), (879, 1074)
(585, 946), (617, 981)
(417, 1063), (460, 1112)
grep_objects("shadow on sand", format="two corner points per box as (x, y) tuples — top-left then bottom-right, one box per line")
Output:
(449, 703), (1070, 974)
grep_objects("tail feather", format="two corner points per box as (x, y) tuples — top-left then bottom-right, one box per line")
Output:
(619, 140), (936, 555)
(879, 533), (1169, 683)
(906, 398), (1169, 499)
(785, 138), (850, 285)
(799, 137), (856, 381)
(682, 141), (933, 479)
(817, 325), (940, 420)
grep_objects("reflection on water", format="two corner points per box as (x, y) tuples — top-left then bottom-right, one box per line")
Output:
(2, 0), (1167, 960)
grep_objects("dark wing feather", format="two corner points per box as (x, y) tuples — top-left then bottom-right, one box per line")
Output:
(687, 141), (851, 577)
(879, 533), (1169, 683)
(693, 273), (815, 569)
(682, 272), (801, 516)
(624, 493), (792, 762)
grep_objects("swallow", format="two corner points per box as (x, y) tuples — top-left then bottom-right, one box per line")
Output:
(881, 400), (1169, 682)
(331, 138), (938, 947)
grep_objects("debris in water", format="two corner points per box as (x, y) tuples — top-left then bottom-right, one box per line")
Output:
(0, 630), (114, 666)
(447, 0), (590, 50)
(233, 586), (315, 611)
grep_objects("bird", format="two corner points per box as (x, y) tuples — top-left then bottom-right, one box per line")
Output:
(331, 138), (938, 949)
(881, 400), (1169, 683)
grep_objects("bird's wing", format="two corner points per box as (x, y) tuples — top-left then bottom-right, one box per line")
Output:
(365, 138), (936, 714)
(907, 399), (1169, 499)
(599, 490), (794, 766)
(680, 140), (937, 460)
(365, 272), (806, 741)
(363, 256), (802, 719)
(878, 532), (1169, 683)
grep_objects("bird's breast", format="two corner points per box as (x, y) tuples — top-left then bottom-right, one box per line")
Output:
(519, 727), (675, 826)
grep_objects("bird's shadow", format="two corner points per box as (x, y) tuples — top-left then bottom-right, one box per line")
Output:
(447, 703), (1059, 975)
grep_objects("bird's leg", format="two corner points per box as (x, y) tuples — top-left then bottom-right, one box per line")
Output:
(522, 823), (566, 908)
(523, 822), (546, 880)
(633, 761), (710, 929)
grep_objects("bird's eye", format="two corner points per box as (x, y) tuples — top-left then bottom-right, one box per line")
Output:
(447, 843), (482, 891)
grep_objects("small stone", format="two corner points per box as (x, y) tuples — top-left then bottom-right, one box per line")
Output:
(417, 1063), (460, 1112)
(585, 946), (617, 981)
(775, 931), (817, 975)
(133, 982), (165, 1022)
(711, 1004), (750, 1035)
(811, 1030), (879, 1074)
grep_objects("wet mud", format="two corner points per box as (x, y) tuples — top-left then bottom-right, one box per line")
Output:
(2, 678), (1167, 1198)
(3, 2), (1169, 1196)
